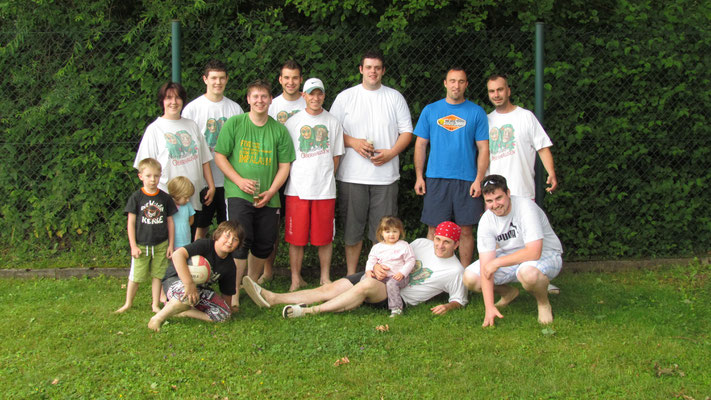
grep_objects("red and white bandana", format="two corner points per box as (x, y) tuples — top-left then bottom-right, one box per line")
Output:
(435, 221), (461, 242)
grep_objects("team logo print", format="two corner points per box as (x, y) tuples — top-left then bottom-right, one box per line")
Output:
(437, 114), (466, 132)
(407, 260), (432, 286)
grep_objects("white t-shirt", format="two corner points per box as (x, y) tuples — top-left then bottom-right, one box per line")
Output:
(487, 107), (553, 199)
(133, 117), (212, 211)
(284, 110), (345, 199)
(330, 84), (413, 185)
(400, 238), (468, 307)
(477, 196), (563, 256)
(268, 94), (306, 124)
(182, 95), (244, 187)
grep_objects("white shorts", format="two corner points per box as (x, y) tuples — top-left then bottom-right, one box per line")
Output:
(466, 251), (562, 285)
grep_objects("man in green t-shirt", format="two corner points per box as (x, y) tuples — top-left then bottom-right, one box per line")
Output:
(215, 79), (296, 310)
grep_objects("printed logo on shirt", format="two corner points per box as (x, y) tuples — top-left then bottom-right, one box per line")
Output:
(238, 140), (273, 166)
(204, 117), (228, 150)
(276, 109), (302, 124)
(141, 200), (165, 225)
(164, 130), (199, 161)
(298, 124), (331, 157)
(490, 124), (516, 159)
(437, 114), (467, 132)
(407, 260), (432, 286)
(496, 222), (519, 243)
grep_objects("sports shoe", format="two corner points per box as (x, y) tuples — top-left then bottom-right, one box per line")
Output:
(390, 308), (402, 318)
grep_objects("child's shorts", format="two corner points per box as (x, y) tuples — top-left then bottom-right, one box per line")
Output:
(165, 280), (231, 322)
(128, 240), (169, 283)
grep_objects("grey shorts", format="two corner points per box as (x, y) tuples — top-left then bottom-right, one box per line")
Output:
(465, 251), (563, 285)
(337, 181), (398, 245)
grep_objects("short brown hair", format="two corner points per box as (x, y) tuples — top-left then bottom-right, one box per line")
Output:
(203, 59), (227, 77)
(481, 174), (510, 196)
(137, 158), (161, 174)
(157, 82), (187, 112)
(167, 176), (195, 199)
(375, 216), (405, 242)
(246, 79), (272, 97)
(280, 60), (302, 76)
(212, 220), (245, 249)
(486, 73), (509, 85)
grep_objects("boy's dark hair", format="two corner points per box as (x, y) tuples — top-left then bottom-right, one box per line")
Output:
(445, 66), (467, 80)
(481, 174), (510, 196)
(360, 49), (386, 69)
(157, 82), (187, 113)
(203, 59), (228, 77)
(280, 60), (302, 76)
(246, 79), (272, 96)
(212, 221), (245, 249)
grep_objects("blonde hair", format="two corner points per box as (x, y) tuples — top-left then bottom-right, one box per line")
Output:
(375, 216), (405, 242)
(167, 176), (195, 199)
(137, 158), (161, 174)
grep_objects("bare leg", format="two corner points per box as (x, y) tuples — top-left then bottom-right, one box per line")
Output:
(248, 253), (267, 282)
(256, 278), (355, 306)
(517, 266), (553, 324)
(148, 299), (191, 332)
(115, 280), (139, 313)
(288, 244), (307, 292)
(175, 308), (214, 322)
(345, 241), (363, 276)
(318, 244), (333, 285)
(458, 225), (474, 267)
(260, 243), (277, 284)
(426, 226), (435, 240)
(194, 226), (208, 241)
(297, 278), (387, 315)
(150, 277), (162, 313)
(232, 258), (247, 309)
(463, 269), (519, 307)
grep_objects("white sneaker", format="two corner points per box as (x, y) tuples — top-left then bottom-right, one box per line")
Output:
(390, 308), (402, 318)
(547, 284), (560, 295)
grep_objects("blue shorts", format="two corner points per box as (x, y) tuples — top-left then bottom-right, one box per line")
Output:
(421, 178), (484, 227)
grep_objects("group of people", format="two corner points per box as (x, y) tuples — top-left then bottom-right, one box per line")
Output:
(115, 49), (564, 331)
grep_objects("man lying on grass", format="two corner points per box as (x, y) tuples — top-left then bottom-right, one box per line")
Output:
(242, 221), (468, 318)
(148, 221), (244, 332)
(463, 174), (563, 326)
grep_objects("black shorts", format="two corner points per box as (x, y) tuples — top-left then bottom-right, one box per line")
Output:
(194, 187), (227, 228)
(226, 197), (279, 259)
(344, 272), (389, 309)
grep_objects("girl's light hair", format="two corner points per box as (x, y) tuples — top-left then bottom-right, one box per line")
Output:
(167, 176), (195, 199)
(375, 215), (405, 242)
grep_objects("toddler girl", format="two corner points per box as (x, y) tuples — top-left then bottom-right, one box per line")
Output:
(167, 176), (195, 249)
(365, 216), (416, 317)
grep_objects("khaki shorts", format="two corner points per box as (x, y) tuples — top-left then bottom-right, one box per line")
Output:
(128, 240), (169, 283)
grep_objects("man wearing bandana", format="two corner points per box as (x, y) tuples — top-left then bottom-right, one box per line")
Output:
(242, 221), (468, 318)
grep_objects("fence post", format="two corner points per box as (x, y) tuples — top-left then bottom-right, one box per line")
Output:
(171, 20), (181, 84)
(534, 22), (545, 209)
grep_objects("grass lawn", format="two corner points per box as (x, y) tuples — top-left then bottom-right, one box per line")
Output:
(1, 261), (710, 399)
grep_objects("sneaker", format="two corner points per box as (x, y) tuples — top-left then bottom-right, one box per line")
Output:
(390, 308), (402, 318)
(547, 283), (560, 295)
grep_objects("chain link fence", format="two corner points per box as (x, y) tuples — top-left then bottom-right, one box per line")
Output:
(1, 24), (709, 265)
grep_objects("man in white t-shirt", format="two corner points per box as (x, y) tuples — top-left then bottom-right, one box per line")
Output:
(241, 221), (468, 317)
(463, 175), (563, 326)
(182, 60), (244, 240)
(258, 60), (308, 284)
(330, 49), (414, 275)
(283, 77), (345, 291)
(486, 74), (558, 199)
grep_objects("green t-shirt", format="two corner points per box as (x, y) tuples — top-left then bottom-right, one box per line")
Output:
(215, 113), (296, 208)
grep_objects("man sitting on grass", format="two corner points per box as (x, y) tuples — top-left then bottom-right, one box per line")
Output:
(242, 221), (468, 317)
(463, 174), (563, 327)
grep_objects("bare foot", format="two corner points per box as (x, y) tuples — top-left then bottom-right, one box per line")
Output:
(147, 316), (163, 332)
(257, 273), (273, 284)
(537, 303), (554, 324)
(152, 305), (162, 313)
(320, 278), (332, 286)
(495, 286), (519, 307)
(289, 277), (307, 292)
(114, 305), (131, 313)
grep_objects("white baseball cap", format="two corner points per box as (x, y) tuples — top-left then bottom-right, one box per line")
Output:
(303, 78), (325, 94)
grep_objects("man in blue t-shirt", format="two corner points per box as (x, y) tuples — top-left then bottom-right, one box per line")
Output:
(413, 67), (489, 266)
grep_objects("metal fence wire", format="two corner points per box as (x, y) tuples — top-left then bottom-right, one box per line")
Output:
(1, 24), (709, 264)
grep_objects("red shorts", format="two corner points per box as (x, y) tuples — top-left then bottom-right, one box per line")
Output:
(285, 196), (335, 246)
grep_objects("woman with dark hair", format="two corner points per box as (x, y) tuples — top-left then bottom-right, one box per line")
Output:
(133, 82), (216, 215)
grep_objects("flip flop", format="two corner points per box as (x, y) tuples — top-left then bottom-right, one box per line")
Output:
(242, 276), (270, 308)
(282, 304), (307, 318)
(547, 283), (560, 295)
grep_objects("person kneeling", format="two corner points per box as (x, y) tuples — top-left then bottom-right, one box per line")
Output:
(148, 221), (244, 332)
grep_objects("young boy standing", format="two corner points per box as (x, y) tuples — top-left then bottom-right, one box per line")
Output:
(182, 60), (244, 240)
(116, 158), (178, 313)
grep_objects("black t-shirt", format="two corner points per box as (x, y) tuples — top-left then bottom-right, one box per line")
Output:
(162, 239), (237, 295)
(124, 188), (178, 245)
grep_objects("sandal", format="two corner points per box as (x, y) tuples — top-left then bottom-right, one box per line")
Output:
(282, 304), (307, 318)
(242, 276), (270, 308)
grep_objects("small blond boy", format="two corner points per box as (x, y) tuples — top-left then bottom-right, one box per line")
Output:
(116, 158), (178, 313)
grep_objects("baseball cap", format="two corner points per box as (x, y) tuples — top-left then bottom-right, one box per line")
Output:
(303, 78), (325, 94)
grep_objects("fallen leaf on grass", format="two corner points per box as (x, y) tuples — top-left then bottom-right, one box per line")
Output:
(541, 327), (556, 336)
(51, 378), (59, 385)
(375, 324), (389, 332)
(121, 284), (126, 289)
(116, 331), (124, 335)
(654, 362), (685, 377)
(334, 357), (350, 366)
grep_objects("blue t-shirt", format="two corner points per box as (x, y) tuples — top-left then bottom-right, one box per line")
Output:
(413, 99), (489, 181)
(173, 202), (195, 249)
